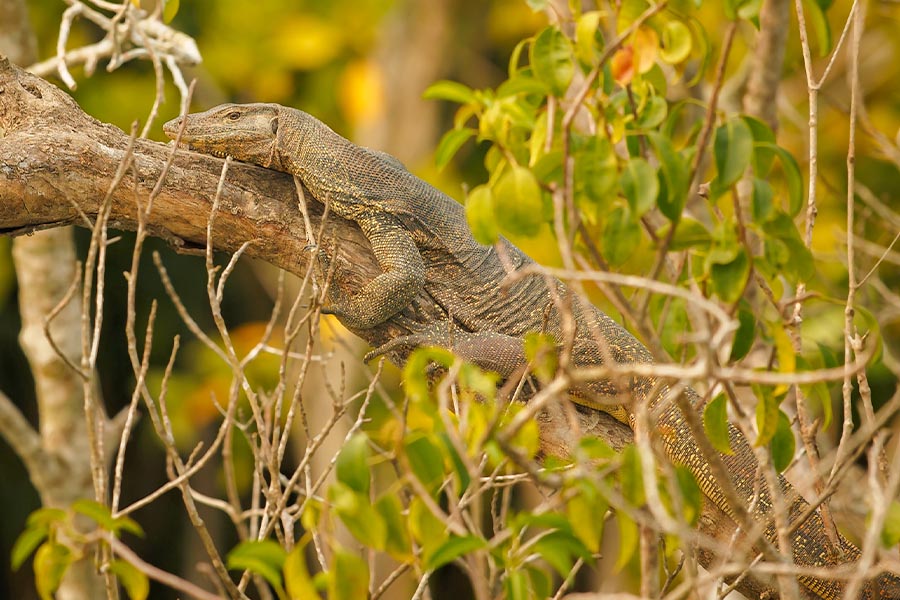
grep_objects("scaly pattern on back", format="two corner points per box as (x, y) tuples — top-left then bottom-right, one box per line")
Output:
(165, 103), (900, 599)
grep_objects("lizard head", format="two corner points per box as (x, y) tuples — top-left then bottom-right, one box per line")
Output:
(163, 103), (281, 168)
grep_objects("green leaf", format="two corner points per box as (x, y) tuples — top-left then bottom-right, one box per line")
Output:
(730, 307), (756, 361)
(227, 540), (287, 590)
(751, 178), (775, 223)
(614, 511), (638, 571)
(755, 385), (786, 447)
(25, 508), (66, 529)
(109, 560), (149, 600)
(742, 116), (776, 174)
(423, 80), (478, 104)
(602, 205), (640, 266)
(710, 248), (749, 303)
(712, 117), (753, 193)
(466, 185), (499, 245)
(619, 445), (645, 506)
(737, 0), (763, 21)
(405, 434), (446, 493)
(770, 410), (796, 473)
(409, 497), (449, 556)
(329, 482), (387, 549)
(72, 499), (116, 531)
(647, 132), (688, 222)
(660, 20), (692, 64)
(756, 143), (803, 217)
(674, 466), (703, 526)
(11, 525), (49, 570)
(667, 218), (711, 250)
(497, 73), (547, 97)
(532, 530), (591, 577)
(33, 542), (71, 600)
(804, 0), (832, 56)
(526, 566), (552, 598)
(636, 96), (668, 129)
(376, 494), (412, 561)
(435, 128), (474, 170)
(505, 570), (530, 600)
(531, 26), (574, 96)
(566, 492), (606, 553)
(703, 394), (733, 455)
(620, 157), (659, 217)
(524, 332), (558, 383)
(336, 433), (371, 495)
(284, 544), (317, 600)
(881, 501), (900, 548)
(492, 166), (543, 237)
(575, 11), (604, 66)
(426, 535), (487, 570)
(574, 137), (618, 223)
(162, 0), (179, 23)
(403, 346), (456, 403)
(762, 213), (815, 281)
(329, 550), (368, 600)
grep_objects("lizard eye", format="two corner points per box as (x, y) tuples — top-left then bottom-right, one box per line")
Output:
(226, 111), (241, 121)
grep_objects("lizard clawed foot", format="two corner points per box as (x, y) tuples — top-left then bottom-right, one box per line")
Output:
(364, 333), (427, 362)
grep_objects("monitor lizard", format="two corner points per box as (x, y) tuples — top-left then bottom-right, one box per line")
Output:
(164, 103), (900, 599)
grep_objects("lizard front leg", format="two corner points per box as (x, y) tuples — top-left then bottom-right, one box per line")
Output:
(322, 213), (425, 329)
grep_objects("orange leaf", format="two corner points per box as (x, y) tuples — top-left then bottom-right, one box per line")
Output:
(611, 46), (635, 85)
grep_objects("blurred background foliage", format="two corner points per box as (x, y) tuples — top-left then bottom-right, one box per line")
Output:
(2, 0), (900, 598)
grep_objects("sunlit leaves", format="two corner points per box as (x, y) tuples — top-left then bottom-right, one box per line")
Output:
(284, 545), (318, 600)
(660, 20), (692, 64)
(336, 433), (371, 495)
(108, 560), (149, 600)
(227, 540), (286, 591)
(33, 543), (71, 600)
(329, 550), (368, 600)
(493, 165), (544, 236)
(575, 11), (604, 66)
(423, 80), (478, 104)
(426, 535), (487, 570)
(466, 185), (500, 245)
(435, 128), (475, 170)
(531, 26), (574, 96)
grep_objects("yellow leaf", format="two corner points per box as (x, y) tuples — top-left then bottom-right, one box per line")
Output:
(632, 27), (658, 75)
(611, 46), (634, 85)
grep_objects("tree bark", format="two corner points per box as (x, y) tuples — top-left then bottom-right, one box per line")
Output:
(0, 56), (841, 600)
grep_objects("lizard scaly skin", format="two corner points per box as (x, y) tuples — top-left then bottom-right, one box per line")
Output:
(165, 103), (900, 599)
